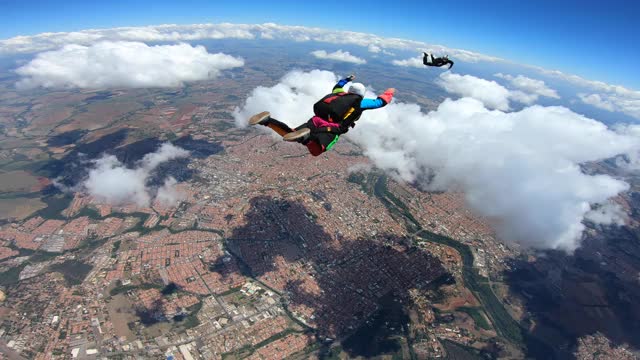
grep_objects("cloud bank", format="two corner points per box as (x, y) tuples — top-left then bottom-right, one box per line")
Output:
(534, 68), (640, 119)
(310, 50), (366, 64)
(0, 23), (640, 119)
(5, 22), (636, 117)
(83, 143), (189, 206)
(578, 92), (640, 119)
(15, 41), (244, 89)
(234, 70), (639, 251)
(0, 23), (501, 64)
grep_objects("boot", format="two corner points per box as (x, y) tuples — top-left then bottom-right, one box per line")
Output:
(283, 128), (311, 142)
(249, 111), (270, 126)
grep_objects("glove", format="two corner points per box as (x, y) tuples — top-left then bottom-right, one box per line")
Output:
(346, 74), (356, 81)
(378, 88), (395, 104)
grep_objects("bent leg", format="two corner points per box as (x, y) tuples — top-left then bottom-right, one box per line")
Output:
(424, 53), (434, 65)
(265, 117), (294, 137)
(294, 118), (314, 132)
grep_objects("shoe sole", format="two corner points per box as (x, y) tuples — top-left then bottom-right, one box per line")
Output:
(283, 128), (310, 142)
(249, 111), (270, 125)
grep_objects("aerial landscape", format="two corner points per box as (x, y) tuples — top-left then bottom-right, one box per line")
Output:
(0, 2), (639, 360)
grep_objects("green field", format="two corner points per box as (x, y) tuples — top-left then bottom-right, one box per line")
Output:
(456, 306), (492, 330)
(0, 197), (46, 220)
(0, 171), (41, 194)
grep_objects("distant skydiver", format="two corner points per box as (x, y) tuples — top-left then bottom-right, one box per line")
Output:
(423, 52), (454, 69)
(249, 74), (395, 156)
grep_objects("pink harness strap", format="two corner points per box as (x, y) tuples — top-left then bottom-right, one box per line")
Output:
(311, 116), (340, 128)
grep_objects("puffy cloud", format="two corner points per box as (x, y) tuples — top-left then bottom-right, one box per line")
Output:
(353, 100), (637, 252)
(234, 70), (640, 252)
(495, 73), (560, 100)
(15, 41), (244, 89)
(436, 72), (512, 110)
(438, 73), (561, 108)
(232, 69), (338, 128)
(155, 177), (184, 206)
(584, 202), (627, 226)
(310, 50), (366, 64)
(84, 156), (151, 206)
(83, 143), (189, 206)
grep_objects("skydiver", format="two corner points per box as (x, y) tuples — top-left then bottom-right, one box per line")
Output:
(248, 74), (395, 156)
(423, 52), (454, 69)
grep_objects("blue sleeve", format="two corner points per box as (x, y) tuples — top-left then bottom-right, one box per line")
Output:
(332, 78), (351, 93)
(360, 97), (386, 110)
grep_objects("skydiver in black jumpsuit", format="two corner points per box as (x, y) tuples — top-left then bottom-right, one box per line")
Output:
(423, 52), (454, 69)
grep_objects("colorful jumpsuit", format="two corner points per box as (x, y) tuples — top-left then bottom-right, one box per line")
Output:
(261, 77), (393, 156)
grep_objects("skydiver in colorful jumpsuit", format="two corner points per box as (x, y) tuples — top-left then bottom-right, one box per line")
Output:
(249, 75), (395, 156)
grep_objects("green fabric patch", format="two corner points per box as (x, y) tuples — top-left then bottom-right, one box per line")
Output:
(332, 87), (345, 94)
(326, 135), (340, 151)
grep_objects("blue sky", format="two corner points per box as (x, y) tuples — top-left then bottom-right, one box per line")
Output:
(1, 0), (638, 88)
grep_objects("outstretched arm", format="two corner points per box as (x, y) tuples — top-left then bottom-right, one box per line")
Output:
(332, 74), (355, 93)
(360, 88), (395, 109)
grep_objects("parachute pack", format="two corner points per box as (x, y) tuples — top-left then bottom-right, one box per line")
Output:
(313, 92), (362, 123)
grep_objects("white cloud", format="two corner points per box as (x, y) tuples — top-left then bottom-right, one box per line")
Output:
(0, 23), (255, 54)
(15, 41), (244, 89)
(367, 44), (381, 53)
(584, 202), (626, 226)
(234, 70), (640, 252)
(156, 177), (184, 206)
(232, 69), (338, 128)
(534, 67), (640, 119)
(310, 50), (366, 64)
(84, 156), (151, 206)
(495, 73), (560, 101)
(578, 93), (616, 112)
(578, 92), (640, 119)
(438, 73), (561, 108)
(508, 90), (539, 105)
(5, 21), (638, 114)
(436, 72), (512, 110)
(83, 143), (189, 206)
(392, 56), (424, 68)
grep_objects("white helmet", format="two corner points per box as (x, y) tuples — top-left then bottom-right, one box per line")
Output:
(348, 82), (365, 97)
